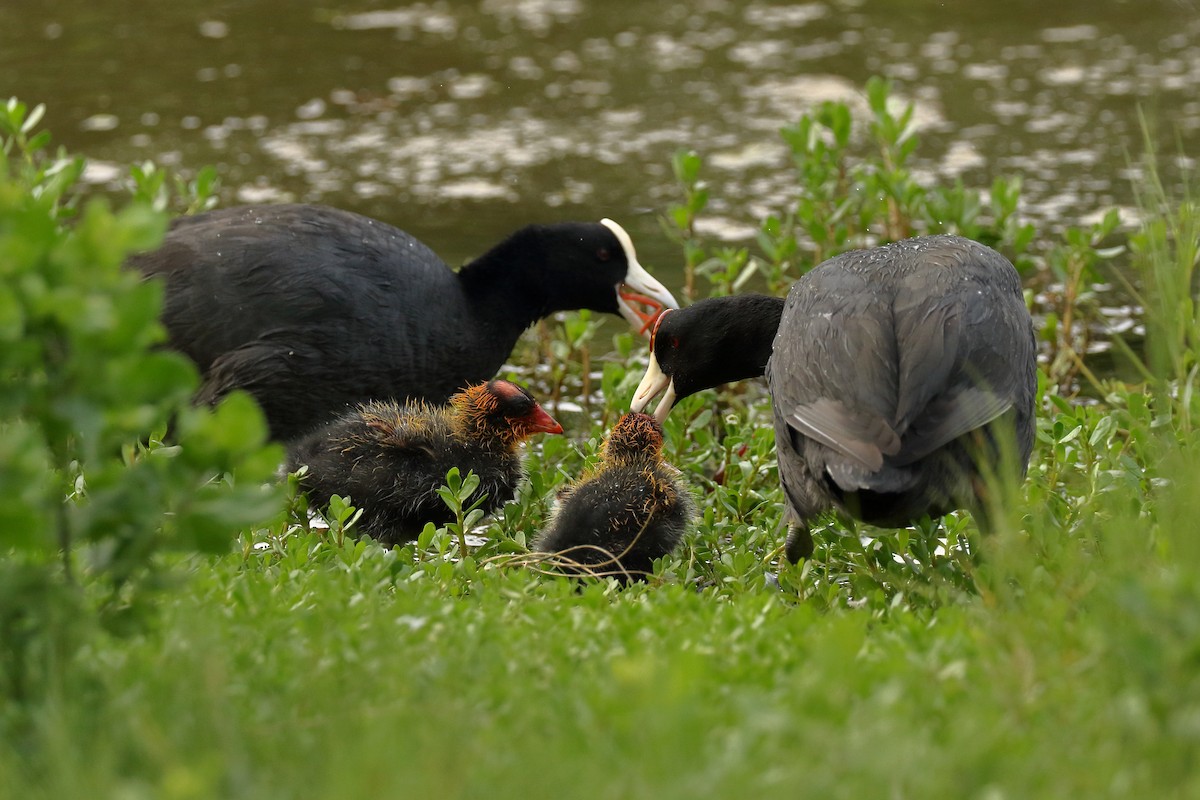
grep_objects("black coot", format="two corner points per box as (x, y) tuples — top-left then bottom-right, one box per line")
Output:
(534, 412), (695, 583)
(631, 234), (1037, 562)
(129, 204), (678, 441)
(287, 379), (562, 546)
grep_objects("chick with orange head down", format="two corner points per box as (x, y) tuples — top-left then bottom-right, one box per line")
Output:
(535, 412), (695, 583)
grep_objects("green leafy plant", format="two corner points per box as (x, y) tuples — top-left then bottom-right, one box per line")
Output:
(1040, 210), (1125, 393)
(1121, 129), (1200, 426)
(129, 160), (220, 215)
(436, 466), (488, 557)
(662, 149), (710, 301)
(780, 95), (853, 267)
(542, 308), (604, 413)
(322, 492), (364, 548)
(0, 98), (285, 714)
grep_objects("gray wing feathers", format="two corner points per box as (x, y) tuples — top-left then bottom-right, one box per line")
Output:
(786, 399), (900, 472)
(893, 387), (1013, 466)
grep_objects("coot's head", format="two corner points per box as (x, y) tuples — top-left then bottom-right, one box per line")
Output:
(602, 412), (665, 464)
(453, 379), (564, 445)
(630, 294), (785, 423)
(533, 219), (679, 333)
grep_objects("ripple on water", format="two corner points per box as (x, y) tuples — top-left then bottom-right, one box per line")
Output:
(742, 2), (828, 29)
(81, 160), (123, 185)
(480, 0), (584, 34)
(939, 141), (986, 176)
(1040, 25), (1100, 44)
(740, 73), (861, 120)
(332, 7), (459, 36)
(80, 113), (119, 132)
(95, 0), (1193, 247)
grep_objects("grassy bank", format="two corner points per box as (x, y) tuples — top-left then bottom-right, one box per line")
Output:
(3, 84), (1200, 798)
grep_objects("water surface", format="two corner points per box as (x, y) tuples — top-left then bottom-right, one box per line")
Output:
(2, 0), (1197, 272)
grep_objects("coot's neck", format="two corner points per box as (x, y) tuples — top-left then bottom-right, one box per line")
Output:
(456, 227), (552, 332)
(729, 294), (785, 379)
(691, 294), (785, 387)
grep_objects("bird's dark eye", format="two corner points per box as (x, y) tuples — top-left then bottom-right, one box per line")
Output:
(596, 247), (612, 262)
(669, 336), (680, 350)
(507, 395), (533, 417)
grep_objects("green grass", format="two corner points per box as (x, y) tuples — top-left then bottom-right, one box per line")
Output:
(6, 348), (1200, 799)
(5, 494), (1199, 799)
(6, 86), (1200, 798)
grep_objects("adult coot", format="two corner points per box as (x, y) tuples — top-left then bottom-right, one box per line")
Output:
(130, 204), (678, 441)
(631, 234), (1036, 562)
(534, 412), (695, 583)
(287, 379), (562, 546)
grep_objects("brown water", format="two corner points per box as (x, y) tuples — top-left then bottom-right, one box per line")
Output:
(2, 0), (1198, 273)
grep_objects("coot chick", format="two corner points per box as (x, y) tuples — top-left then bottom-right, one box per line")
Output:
(129, 204), (678, 442)
(631, 234), (1036, 562)
(534, 412), (696, 583)
(287, 379), (563, 546)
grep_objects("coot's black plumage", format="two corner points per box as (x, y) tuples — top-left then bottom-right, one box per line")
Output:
(287, 379), (562, 546)
(632, 235), (1037, 562)
(534, 412), (695, 583)
(129, 204), (678, 441)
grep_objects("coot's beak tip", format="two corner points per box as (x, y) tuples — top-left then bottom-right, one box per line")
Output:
(631, 352), (676, 422)
(652, 389), (675, 425)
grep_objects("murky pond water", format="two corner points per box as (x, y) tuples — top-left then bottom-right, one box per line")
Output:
(2, 0), (1198, 274)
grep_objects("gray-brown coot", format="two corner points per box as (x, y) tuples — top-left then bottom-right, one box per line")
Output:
(129, 204), (678, 442)
(534, 412), (696, 583)
(631, 234), (1036, 563)
(287, 379), (562, 546)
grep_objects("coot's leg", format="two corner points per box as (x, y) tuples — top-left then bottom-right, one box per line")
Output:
(783, 524), (814, 563)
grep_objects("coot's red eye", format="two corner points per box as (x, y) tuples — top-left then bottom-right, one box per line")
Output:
(597, 247), (611, 262)
(669, 336), (680, 349)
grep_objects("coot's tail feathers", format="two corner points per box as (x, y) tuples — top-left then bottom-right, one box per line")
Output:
(824, 461), (920, 495)
(892, 388), (1014, 467)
